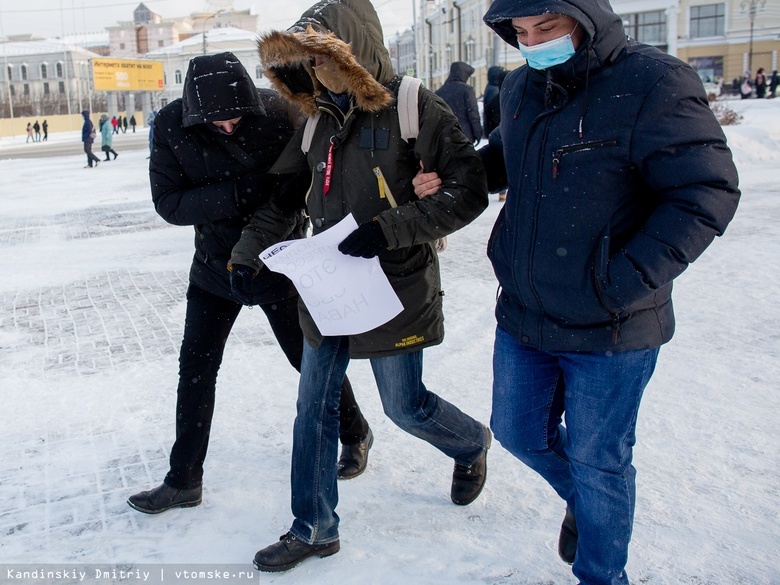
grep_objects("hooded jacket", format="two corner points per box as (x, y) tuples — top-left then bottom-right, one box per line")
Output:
(435, 61), (483, 143)
(150, 52), (305, 305)
(480, 0), (740, 352)
(231, 0), (488, 358)
(81, 110), (95, 143)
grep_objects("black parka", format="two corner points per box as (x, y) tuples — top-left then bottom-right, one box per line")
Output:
(481, 0), (740, 352)
(435, 61), (483, 143)
(231, 0), (488, 358)
(150, 52), (304, 305)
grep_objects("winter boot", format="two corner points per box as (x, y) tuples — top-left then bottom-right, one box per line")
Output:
(451, 426), (491, 505)
(558, 507), (578, 564)
(253, 532), (339, 572)
(337, 427), (373, 480)
(127, 483), (202, 514)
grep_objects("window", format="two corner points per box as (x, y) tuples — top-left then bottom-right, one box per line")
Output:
(21, 64), (28, 81)
(621, 10), (666, 46)
(9, 84), (14, 96)
(6, 65), (12, 81)
(255, 64), (263, 79)
(59, 81), (65, 94)
(41, 63), (48, 79)
(56, 62), (64, 77)
(43, 82), (50, 95)
(174, 69), (182, 84)
(690, 4), (725, 38)
(120, 42), (126, 50)
(689, 56), (724, 82)
(23, 84), (30, 95)
(158, 40), (164, 47)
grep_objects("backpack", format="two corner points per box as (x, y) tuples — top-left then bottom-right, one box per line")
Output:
(301, 76), (447, 251)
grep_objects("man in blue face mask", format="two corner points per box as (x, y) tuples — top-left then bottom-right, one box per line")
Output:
(413, 1), (740, 584)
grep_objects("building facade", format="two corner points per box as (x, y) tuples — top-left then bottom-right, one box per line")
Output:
(408, 0), (780, 98)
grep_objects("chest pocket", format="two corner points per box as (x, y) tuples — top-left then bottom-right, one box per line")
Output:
(359, 127), (390, 150)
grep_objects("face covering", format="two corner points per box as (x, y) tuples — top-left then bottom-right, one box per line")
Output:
(518, 23), (578, 70)
(313, 59), (349, 94)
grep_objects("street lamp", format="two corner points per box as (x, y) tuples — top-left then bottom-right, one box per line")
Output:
(202, 11), (225, 55)
(741, 0), (766, 74)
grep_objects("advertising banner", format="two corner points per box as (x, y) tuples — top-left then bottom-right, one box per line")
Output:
(92, 59), (165, 91)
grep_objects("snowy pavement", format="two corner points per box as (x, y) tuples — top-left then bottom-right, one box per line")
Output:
(0, 99), (778, 585)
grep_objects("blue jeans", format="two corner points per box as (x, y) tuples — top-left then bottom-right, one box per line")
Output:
(491, 326), (659, 585)
(290, 336), (488, 544)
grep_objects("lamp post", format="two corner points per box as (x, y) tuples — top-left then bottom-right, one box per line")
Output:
(0, 7), (14, 120)
(741, 0), (766, 74)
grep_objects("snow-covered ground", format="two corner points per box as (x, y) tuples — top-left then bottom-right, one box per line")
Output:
(0, 97), (778, 585)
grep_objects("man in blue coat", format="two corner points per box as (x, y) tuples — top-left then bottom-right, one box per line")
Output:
(414, 0), (740, 583)
(80, 110), (101, 168)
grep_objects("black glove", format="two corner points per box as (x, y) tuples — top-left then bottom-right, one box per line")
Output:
(269, 173), (308, 215)
(338, 220), (388, 259)
(229, 264), (257, 305)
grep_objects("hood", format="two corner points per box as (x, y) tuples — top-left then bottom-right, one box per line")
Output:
(447, 61), (475, 83)
(100, 114), (108, 122)
(257, 0), (394, 116)
(181, 52), (264, 128)
(81, 110), (90, 119)
(487, 66), (505, 85)
(483, 0), (626, 69)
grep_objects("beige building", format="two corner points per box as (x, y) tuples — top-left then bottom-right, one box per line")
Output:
(399, 0), (780, 98)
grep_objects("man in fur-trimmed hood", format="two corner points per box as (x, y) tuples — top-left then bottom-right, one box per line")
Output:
(232, 0), (492, 573)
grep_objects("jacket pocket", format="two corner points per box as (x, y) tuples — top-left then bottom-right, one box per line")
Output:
(551, 139), (618, 180)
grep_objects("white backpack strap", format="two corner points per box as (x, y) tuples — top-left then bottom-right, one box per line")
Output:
(300, 112), (321, 154)
(398, 76), (423, 142)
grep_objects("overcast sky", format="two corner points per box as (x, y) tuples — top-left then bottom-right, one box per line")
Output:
(0, 0), (415, 40)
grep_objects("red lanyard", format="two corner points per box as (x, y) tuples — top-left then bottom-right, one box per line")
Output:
(323, 139), (335, 195)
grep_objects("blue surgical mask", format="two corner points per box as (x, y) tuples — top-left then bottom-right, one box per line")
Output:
(518, 24), (578, 70)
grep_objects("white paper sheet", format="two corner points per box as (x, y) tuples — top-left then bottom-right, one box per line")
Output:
(259, 214), (404, 336)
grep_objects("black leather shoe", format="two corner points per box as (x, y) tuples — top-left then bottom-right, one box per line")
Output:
(558, 507), (578, 565)
(451, 427), (492, 505)
(127, 483), (202, 514)
(253, 532), (340, 572)
(337, 427), (373, 480)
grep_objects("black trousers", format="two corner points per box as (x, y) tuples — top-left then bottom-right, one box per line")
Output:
(83, 142), (101, 166)
(165, 284), (369, 489)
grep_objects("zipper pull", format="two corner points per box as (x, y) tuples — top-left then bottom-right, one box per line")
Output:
(611, 314), (621, 345)
(552, 151), (560, 179)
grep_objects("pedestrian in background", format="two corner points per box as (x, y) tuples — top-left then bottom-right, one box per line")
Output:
(81, 110), (100, 168)
(33, 120), (41, 142)
(129, 115), (137, 132)
(99, 114), (118, 161)
(26, 122), (33, 143)
(770, 70), (780, 98)
(755, 68), (767, 98)
(42, 119), (48, 141)
(482, 68), (508, 201)
(435, 61), (483, 145)
(482, 65), (505, 136)
(122, 115), (128, 133)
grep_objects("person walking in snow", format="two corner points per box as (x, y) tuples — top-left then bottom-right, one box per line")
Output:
(126, 52), (373, 516)
(413, 0), (740, 583)
(435, 61), (483, 145)
(42, 119), (48, 141)
(26, 122), (33, 143)
(129, 115), (137, 132)
(236, 0), (491, 572)
(32, 120), (41, 142)
(80, 110), (101, 168)
(99, 114), (118, 161)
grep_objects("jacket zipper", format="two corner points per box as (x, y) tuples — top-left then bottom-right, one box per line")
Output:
(551, 139), (617, 179)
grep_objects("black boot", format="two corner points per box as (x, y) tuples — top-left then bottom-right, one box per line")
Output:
(253, 532), (339, 572)
(451, 426), (492, 505)
(558, 507), (578, 565)
(337, 427), (373, 480)
(127, 483), (202, 514)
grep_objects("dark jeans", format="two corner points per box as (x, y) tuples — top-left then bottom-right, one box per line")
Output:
(491, 326), (659, 585)
(83, 142), (100, 166)
(165, 284), (369, 490)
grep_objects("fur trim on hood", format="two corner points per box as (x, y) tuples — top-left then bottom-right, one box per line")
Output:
(257, 0), (395, 117)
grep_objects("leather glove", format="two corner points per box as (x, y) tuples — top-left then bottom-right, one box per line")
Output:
(229, 264), (257, 305)
(338, 220), (388, 259)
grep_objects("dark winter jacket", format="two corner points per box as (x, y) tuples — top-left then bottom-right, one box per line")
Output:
(81, 110), (95, 143)
(231, 0), (488, 358)
(481, 0), (740, 352)
(482, 66), (505, 134)
(150, 52), (306, 305)
(483, 70), (508, 138)
(435, 61), (482, 143)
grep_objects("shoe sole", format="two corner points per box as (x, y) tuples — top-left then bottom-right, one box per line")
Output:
(337, 432), (374, 480)
(253, 543), (340, 573)
(126, 498), (202, 514)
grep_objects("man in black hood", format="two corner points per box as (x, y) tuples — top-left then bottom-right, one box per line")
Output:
(127, 52), (373, 515)
(435, 61), (482, 144)
(415, 1), (740, 583)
